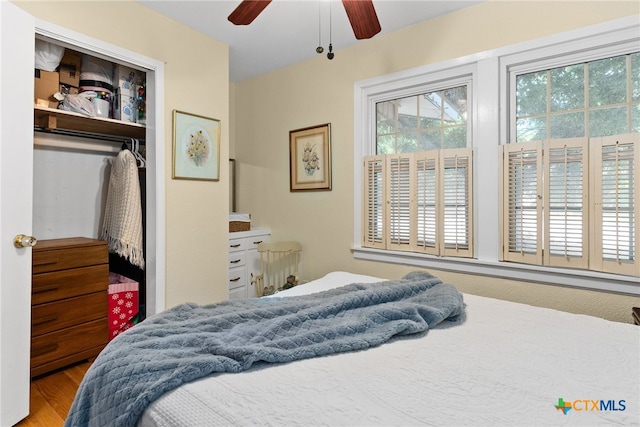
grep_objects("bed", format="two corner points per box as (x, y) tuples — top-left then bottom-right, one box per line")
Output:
(66, 271), (639, 427)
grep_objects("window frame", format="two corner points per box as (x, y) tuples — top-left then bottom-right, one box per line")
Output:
(353, 15), (639, 295)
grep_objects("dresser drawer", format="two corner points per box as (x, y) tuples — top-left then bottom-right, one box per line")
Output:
(228, 239), (247, 252)
(31, 318), (108, 371)
(228, 266), (246, 290)
(229, 286), (246, 300)
(245, 235), (268, 250)
(32, 264), (109, 305)
(33, 240), (108, 274)
(228, 251), (246, 269)
(32, 291), (107, 337)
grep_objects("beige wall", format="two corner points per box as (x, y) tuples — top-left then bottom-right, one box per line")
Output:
(233, 1), (640, 323)
(15, 0), (231, 308)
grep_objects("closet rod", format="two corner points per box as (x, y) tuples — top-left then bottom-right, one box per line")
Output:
(34, 126), (146, 145)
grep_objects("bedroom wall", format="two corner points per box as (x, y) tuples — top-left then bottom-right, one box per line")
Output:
(232, 1), (640, 323)
(14, 0), (231, 307)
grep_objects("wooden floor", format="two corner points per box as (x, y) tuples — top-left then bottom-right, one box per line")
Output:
(14, 361), (91, 427)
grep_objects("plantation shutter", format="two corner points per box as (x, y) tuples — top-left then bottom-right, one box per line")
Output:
(544, 138), (589, 269)
(590, 133), (639, 276)
(440, 148), (473, 258)
(386, 154), (413, 251)
(501, 141), (543, 264)
(362, 155), (386, 249)
(414, 151), (439, 255)
(364, 150), (474, 258)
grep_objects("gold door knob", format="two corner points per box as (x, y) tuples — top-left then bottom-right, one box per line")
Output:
(14, 234), (37, 248)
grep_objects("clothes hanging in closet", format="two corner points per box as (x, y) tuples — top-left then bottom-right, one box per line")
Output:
(109, 166), (147, 321)
(101, 149), (145, 269)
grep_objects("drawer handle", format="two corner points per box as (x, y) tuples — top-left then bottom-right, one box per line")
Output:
(31, 343), (58, 358)
(230, 277), (241, 282)
(230, 244), (241, 248)
(253, 240), (263, 245)
(32, 314), (58, 326)
(33, 284), (60, 294)
(230, 259), (241, 264)
(33, 259), (59, 267)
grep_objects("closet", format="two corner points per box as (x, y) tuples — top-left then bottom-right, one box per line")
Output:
(34, 39), (148, 315)
(29, 33), (162, 376)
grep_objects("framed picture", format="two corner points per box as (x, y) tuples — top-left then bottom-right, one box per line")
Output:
(289, 123), (332, 191)
(172, 110), (220, 181)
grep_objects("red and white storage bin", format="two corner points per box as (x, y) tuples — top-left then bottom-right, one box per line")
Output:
(108, 272), (139, 340)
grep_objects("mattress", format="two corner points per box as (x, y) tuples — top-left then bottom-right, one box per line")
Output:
(138, 272), (639, 427)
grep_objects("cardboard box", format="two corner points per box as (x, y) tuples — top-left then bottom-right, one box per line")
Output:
(59, 49), (82, 87)
(113, 87), (137, 123)
(114, 64), (144, 96)
(59, 84), (79, 95)
(34, 69), (59, 108)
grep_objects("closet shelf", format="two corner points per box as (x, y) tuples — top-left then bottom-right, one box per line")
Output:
(34, 106), (146, 141)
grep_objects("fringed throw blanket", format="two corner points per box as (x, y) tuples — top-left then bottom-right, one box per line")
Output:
(101, 149), (144, 268)
(64, 271), (464, 427)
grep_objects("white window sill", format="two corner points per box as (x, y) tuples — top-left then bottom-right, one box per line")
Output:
(352, 246), (639, 296)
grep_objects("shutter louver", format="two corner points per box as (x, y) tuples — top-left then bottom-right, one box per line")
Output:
(501, 141), (543, 264)
(362, 156), (386, 249)
(591, 133), (639, 276)
(415, 152), (438, 255)
(545, 138), (588, 268)
(386, 154), (412, 250)
(441, 149), (473, 257)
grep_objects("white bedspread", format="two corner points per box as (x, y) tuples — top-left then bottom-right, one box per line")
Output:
(138, 272), (639, 427)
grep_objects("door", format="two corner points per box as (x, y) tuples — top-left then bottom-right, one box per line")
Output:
(1, 4), (166, 424)
(0, 2), (35, 425)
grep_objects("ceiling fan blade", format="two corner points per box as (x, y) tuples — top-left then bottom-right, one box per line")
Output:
(341, 0), (381, 40)
(228, 0), (272, 25)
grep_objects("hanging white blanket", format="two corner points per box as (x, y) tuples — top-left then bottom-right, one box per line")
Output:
(101, 149), (144, 269)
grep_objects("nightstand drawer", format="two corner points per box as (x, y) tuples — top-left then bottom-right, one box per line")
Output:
(31, 237), (109, 377)
(32, 291), (107, 336)
(32, 239), (108, 274)
(32, 264), (109, 305)
(31, 318), (108, 371)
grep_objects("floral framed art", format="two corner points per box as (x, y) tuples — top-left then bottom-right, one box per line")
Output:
(289, 123), (332, 191)
(172, 110), (221, 181)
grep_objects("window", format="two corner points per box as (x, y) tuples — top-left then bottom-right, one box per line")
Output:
(354, 16), (639, 294)
(362, 85), (473, 258)
(514, 53), (640, 141)
(502, 52), (639, 276)
(376, 87), (468, 153)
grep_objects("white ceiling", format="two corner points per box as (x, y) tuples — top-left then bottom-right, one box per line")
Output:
(139, 0), (483, 82)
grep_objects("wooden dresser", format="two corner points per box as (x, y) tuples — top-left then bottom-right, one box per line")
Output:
(31, 237), (109, 377)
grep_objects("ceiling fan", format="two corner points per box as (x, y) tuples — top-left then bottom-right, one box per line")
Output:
(228, 0), (382, 40)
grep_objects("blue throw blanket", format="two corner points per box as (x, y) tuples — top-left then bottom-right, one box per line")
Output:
(65, 271), (464, 427)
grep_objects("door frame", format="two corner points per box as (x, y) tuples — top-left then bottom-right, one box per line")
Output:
(35, 18), (166, 315)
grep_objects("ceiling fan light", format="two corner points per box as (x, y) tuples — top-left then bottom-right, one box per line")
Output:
(327, 43), (334, 60)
